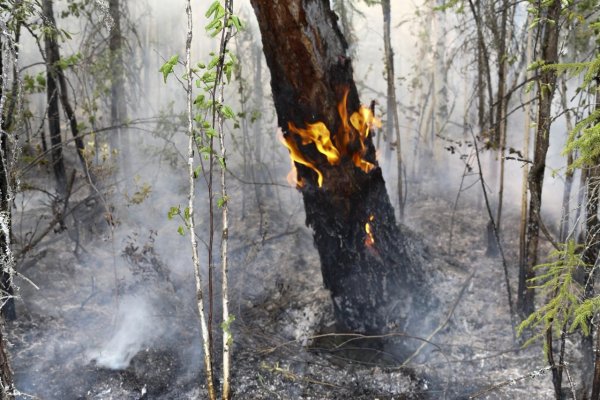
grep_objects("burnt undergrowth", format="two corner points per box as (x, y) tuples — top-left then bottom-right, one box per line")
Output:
(4, 167), (559, 399)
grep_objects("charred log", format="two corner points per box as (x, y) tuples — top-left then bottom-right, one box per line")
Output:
(250, 0), (426, 335)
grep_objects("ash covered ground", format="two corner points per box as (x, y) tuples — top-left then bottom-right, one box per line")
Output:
(6, 169), (563, 400)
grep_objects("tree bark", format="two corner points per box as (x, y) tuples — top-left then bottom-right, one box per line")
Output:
(109, 0), (130, 178)
(56, 59), (91, 181)
(381, 0), (404, 220)
(0, 12), (19, 400)
(250, 0), (424, 334)
(43, 0), (67, 195)
(518, 0), (561, 317)
(519, 13), (533, 303)
(587, 64), (600, 400)
(494, 0), (510, 234)
(0, 12), (20, 322)
(559, 78), (574, 242)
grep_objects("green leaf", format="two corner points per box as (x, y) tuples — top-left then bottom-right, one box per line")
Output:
(200, 146), (213, 155)
(207, 54), (221, 70)
(206, 128), (217, 138)
(205, 0), (221, 18)
(221, 105), (235, 120)
(159, 55), (179, 83)
(177, 226), (185, 236)
(205, 17), (221, 33)
(229, 15), (243, 31)
(167, 206), (180, 220)
(209, 20), (224, 37)
(193, 165), (202, 179)
(217, 196), (228, 208)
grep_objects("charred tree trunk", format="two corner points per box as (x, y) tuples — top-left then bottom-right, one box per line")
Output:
(43, 0), (67, 194)
(250, 0), (424, 334)
(518, 0), (561, 317)
(56, 59), (91, 181)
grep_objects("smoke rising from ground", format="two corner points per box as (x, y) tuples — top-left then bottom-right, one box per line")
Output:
(88, 296), (161, 370)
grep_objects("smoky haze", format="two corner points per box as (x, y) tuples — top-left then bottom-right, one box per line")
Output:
(7, 0), (579, 398)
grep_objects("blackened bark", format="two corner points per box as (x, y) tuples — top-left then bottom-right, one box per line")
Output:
(56, 61), (91, 180)
(43, 0), (67, 194)
(250, 0), (424, 334)
(518, 0), (561, 316)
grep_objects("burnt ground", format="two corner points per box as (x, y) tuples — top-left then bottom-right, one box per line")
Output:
(5, 171), (566, 399)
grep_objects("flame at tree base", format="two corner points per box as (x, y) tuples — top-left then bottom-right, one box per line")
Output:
(365, 215), (375, 247)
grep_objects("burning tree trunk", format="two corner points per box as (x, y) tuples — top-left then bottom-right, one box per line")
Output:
(250, 0), (424, 334)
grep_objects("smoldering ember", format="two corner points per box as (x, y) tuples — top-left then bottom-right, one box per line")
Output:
(0, 0), (599, 399)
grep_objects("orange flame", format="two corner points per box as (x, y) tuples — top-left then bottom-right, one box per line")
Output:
(281, 89), (381, 187)
(365, 214), (375, 247)
(279, 130), (322, 187)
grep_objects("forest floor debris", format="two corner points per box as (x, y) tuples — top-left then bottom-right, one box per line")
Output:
(6, 182), (560, 399)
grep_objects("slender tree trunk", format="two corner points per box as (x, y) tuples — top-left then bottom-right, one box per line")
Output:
(381, 0), (404, 220)
(518, 0), (562, 317)
(0, 15), (20, 322)
(494, 0), (510, 234)
(235, 44), (249, 219)
(587, 67), (600, 400)
(250, 0), (425, 334)
(56, 61), (91, 180)
(0, 14), (19, 400)
(431, 0), (448, 163)
(109, 0), (130, 179)
(559, 78), (574, 242)
(43, 0), (67, 194)
(519, 14), (533, 292)
(588, 164), (600, 400)
(184, 2), (216, 398)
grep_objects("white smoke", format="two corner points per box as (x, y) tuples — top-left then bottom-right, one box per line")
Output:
(88, 296), (162, 370)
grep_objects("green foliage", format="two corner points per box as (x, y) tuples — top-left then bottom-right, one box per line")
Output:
(23, 72), (46, 93)
(518, 241), (587, 349)
(553, 53), (600, 168)
(167, 206), (181, 220)
(159, 55), (179, 83)
(217, 196), (228, 208)
(433, 0), (463, 13)
(205, 0), (243, 37)
(564, 109), (600, 168)
(221, 314), (235, 346)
